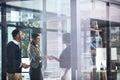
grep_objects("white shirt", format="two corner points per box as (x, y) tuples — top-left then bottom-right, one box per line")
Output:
(12, 40), (19, 45)
(12, 40), (20, 48)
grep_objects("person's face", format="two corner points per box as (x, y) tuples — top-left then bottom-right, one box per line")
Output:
(35, 36), (40, 45)
(17, 31), (23, 42)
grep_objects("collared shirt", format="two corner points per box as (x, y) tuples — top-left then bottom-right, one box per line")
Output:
(12, 40), (19, 45)
(12, 40), (20, 48)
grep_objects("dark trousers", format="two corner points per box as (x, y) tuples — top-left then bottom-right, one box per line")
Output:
(29, 66), (43, 80)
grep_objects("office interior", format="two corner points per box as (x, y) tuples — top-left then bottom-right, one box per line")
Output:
(1, 0), (120, 80)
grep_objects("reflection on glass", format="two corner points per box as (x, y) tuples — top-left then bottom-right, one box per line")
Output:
(46, 0), (70, 17)
(45, 32), (62, 79)
(91, 1), (106, 20)
(110, 4), (120, 22)
(45, 2), (71, 79)
(47, 20), (64, 30)
(46, 32), (72, 80)
(110, 3), (120, 80)
(6, 0), (42, 80)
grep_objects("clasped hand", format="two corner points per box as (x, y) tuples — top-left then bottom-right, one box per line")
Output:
(21, 63), (29, 69)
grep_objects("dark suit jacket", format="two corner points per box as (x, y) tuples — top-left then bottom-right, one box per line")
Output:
(27, 45), (42, 68)
(7, 41), (22, 73)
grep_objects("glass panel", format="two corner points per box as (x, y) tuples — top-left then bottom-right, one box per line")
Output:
(3, 0), (120, 80)
(91, 1), (107, 20)
(110, 4), (120, 22)
(7, 0), (43, 56)
(110, 3), (120, 80)
(90, 1), (107, 80)
(90, 1), (120, 80)
(45, 0), (71, 80)
(6, 0), (43, 79)
(47, 20), (64, 30)
(46, 0), (70, 17)
(45, 31), (63, 79)
(77, 0), (93, 80)
(46, 20), (71, 80)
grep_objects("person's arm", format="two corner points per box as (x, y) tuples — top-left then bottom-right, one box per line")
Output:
(19, 63), (29, 69)
(52, 56), (60, 61)
(61, 68), (70, 80)
(48, 55), (60, 62)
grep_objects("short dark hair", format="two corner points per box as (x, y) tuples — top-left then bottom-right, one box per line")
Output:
(63, 33), (71, 43)
(12, 28), (21, 39)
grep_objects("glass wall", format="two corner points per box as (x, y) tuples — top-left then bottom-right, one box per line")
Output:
(6, 0), (43, 79)
(0, 0), (120, 80)
(109, 3), (120, 80)
(6, 0), (71, 80)
(76, 0), (92, 79)
(90, 1), (107, 80)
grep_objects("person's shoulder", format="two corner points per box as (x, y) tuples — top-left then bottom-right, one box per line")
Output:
(7, 41), (13, 45)
(66, 45), (71, 50)
(28, 44), (35, 50)
(7, 41), (16, 46)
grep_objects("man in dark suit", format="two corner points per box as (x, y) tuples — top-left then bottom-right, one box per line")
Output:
(7, 28), (29, 80)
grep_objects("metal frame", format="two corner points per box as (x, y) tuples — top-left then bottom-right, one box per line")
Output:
(97, 0), (120, 5)
(70, 0), (77, 79)
(1, 3), (7, 80)
(41, 0), (47, 70)
(0, 0), (29, 3)
(106, 2), (112, 80)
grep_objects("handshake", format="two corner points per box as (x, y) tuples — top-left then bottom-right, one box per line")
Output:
(47, 56), (55, 60)
(19, 55), (59, 69)
(20, 63), (29, 69)
(47, 55), (58, 61)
